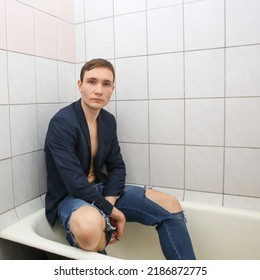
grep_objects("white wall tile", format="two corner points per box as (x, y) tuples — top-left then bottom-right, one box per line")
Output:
(8, 52), (36, 104)
(0, 106), (11, 159)
(185, 99), (224, 146)
(75, 23), (86, 63)
(120, 143), (149, 185)
(39, 150), (47, 194)
(224, 148), (260, 197)
(148, 53), (184, 99)
(6, 0), (34, 55)
(35, 10), (57, 60)
(117, 101), (149, 142)
(149, 100), (184, 144)
(225, 98), (260, 148)
(184, 0), (224, 50)
(184, 190), (223, 206)
(58, 62), (76, 102)
(0, 0), (6, 50)
(226, 0), (260, 46)
(224, 195), (260, 212)
(85, 18), (114, 60)
(0, 51), (8, 104)
(34, 0), (56, 15)
(115, 56), (148, 100)
(10, 105), (38, 156)
(0, 159), (14, 213)
(37, 104), (59, 149)
(150, 144), (184, 188)
(114, 0), (146, 15)
(18, 0), (33, 6)
(115, 12), (147, 57)
(147, 0), (182, 9)
(147, 6), (183, 54)
(0, 209), (18, 231)
(185, 49), (224, 98)
(74, 0), (85, 23)
(57, 19), (75, 62)
(185, 146), (224, 192)
(15, 197), (43, 220)
(12, 152), (40, 206)
(56, 0), (74, 23)
(40, 193), (46, 206)
(36, 57), (58, 103)
(226, 45), (260, 97)
(104, 100), (116, 117)
(85, 0), (113, 20)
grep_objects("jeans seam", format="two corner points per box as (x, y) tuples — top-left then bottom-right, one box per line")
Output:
(159, 222), (181, 260)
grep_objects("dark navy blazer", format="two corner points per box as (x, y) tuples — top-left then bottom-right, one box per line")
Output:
(44, 99), (126, 226)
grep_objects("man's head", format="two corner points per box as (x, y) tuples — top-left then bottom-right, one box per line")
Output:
(80, 58), (115, 83)
(78, 58), (115, 112)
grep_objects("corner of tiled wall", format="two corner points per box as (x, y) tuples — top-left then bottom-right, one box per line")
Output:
(0, 0), (76, 259)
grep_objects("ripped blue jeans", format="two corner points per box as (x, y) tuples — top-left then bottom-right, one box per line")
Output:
(115, 185), (196, 260)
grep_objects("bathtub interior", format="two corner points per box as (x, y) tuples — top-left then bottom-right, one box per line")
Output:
(1, 202), (260, 260)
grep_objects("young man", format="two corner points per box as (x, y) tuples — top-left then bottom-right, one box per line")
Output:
(44, 58), (196, 259)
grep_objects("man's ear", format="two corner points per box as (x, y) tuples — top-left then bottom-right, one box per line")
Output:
(77, 80), (82, 92)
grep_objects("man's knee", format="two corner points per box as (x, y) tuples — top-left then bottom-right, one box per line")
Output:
(69, 206), (106, 252)
(145, 188), (182, 213)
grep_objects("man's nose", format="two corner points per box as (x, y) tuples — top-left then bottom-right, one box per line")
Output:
(95, 83), (103, 95)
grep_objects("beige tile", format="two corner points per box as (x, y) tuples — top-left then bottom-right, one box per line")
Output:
(35, 10), (57, 59)
(56, 0), (74, 22)
(6, 0), (34, 55)
(57, 19), (75, 62)
(0, 0), (6, 49)
(34, 0), (56, 15)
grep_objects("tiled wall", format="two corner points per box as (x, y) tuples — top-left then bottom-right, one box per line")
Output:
(1, 0), (260, 259)
(75, 0), (260, 211)
(0, 0), (75, 259)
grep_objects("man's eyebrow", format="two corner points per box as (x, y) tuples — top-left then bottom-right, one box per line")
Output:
(86, 77), (97, 81)
(86, 77), (113, 84)
(103, 79), (113, 84)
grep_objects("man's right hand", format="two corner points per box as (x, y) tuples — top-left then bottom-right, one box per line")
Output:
(108, 207), (126, 244)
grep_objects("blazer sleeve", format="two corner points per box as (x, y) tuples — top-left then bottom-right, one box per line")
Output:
(45, 116), (113, 215)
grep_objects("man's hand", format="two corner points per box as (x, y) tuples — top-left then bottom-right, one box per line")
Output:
(105, 196), (126, 244)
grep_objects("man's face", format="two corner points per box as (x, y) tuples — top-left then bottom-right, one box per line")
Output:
(78, 67), (114, 111)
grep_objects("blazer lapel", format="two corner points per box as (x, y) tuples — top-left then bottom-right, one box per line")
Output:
(74, 99), (91, 151)
(95, 111), (106, 170)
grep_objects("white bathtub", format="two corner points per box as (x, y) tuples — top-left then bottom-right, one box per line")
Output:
(1, 201), (260, 260)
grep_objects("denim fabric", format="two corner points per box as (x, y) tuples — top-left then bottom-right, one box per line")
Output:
(115, 185), (196, 260)
(58, 183), (195, 260)
(57, 183), (115, 248)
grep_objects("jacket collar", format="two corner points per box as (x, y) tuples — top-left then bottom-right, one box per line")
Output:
(74, 99), (91, 149)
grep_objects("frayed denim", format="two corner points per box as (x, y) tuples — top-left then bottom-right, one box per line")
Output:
(115, 185), (196, 260)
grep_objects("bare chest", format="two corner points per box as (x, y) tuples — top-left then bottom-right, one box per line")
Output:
(88, 123), (98, 158)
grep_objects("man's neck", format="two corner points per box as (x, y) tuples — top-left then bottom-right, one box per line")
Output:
(81, 100), (100, 125)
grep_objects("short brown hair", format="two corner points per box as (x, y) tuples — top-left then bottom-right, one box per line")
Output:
(80, 58), (115, 83)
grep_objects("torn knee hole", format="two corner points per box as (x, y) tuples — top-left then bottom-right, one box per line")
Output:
(145, 189), (182, 213)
